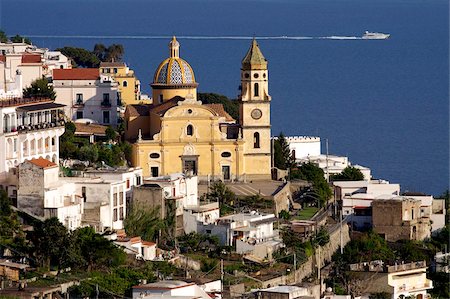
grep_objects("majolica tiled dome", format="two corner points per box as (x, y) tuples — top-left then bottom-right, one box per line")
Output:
(152, 36), (197, 86)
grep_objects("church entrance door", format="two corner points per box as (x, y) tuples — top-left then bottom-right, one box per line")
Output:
(182, 155), (198, 175)
(222, 165), (230, 180)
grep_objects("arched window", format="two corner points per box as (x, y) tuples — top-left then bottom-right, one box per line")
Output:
(254, 132), (260, 148)
(254, 83), (259, 97)
(187, 124), (194, 136)
(123, 80), (128, 87)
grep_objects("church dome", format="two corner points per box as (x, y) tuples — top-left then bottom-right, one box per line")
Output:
(152, 37), (197, 87)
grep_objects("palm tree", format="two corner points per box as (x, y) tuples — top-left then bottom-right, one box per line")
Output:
(106, 44), (124, 62)
(93, 43), (106, 61)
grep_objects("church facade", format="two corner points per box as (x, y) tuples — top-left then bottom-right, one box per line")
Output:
(125, 37), (272, 181)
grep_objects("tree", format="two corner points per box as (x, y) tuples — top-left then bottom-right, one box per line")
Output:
(60, 122), (80, 159)
(330, 166), (364, 181)
(124, 205), (164, 242)
(105, 44), (124, 62)
(369, 292), (391, 299)
(93, 43), (107, 61)
(274, 132), (293, 170)
(10, 34), (32, 45)
(56, 46), (101, 68)
(0, 190), (25, 254)
(105, 126), (117, 141)
(30, 217), (70, 270)
(292, 162), (332, 207)
(206, 181), (235, 206)
(341, 231), (395, 264)
(71, 226), (126, 271)
(23, 77), (56, 100)
(78, 145), (99, 162)
(197, 93), (240, 121)
(0, 30), (8, 43)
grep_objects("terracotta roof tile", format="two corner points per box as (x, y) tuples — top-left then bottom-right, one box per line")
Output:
(126, 104), (151, 117)
(28, 157), (57, 169)
(149, 96), (183, 115)
(142, 241), (156, 246)
(53, 68), (99, 80)
(21, 54), (42, 64)
(204, 103), (235, 121)
(74, 122), (108, 135)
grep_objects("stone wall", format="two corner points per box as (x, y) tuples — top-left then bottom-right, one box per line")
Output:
(272, 182), (291, 215)
(17, 162), (45, 217)
(257, 223), (351, 287)
(288, 223), (350, 283)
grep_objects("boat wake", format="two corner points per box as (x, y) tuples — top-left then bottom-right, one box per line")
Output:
(26, 35), (365, 40)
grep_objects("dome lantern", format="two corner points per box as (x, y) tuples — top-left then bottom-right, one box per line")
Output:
(152, 36), (197, 87)
(169, 36), (180, 58)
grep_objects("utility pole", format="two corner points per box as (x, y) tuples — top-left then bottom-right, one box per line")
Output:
(340, 211), (343, 255)
(220, 259), (224, 298)
(325, 139), (329, 183)
(293, 252), (297, 282)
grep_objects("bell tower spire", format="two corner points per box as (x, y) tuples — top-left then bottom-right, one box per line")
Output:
(239, 39), (272, 180)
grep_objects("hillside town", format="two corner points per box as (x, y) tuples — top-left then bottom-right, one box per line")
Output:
(0, 32), (448, 299)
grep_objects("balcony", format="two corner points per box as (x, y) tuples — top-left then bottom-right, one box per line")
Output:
(16, 120), (65, 133)
(73, 100), (84, 107)
(101, 100), (112, 108)
(397, 280), (433, 292)
(3, 126), (17, 134)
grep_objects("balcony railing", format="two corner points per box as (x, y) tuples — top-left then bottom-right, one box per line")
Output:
(73, 100), (84, 107)
(3, 126), (17, 133)
(16, 120), (65, 132)
(101, 101), (112, 107)
(0, 97), (52, 108)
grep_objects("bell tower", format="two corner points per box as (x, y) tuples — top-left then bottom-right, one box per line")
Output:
(239, 39), (271, 180)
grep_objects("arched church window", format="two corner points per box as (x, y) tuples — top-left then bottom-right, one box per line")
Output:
(254, 132), (260, 148)
(187, 124), (194, 136)
(254, 83), (259, 97)
(123, 80), (128, 87)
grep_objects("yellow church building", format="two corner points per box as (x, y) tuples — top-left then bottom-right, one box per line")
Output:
(125, 37), (272, 181)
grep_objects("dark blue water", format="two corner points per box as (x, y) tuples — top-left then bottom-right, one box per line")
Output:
(1, 0), (448, 195)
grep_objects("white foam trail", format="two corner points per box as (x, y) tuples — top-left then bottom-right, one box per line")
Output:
(25, 35), (363, 40)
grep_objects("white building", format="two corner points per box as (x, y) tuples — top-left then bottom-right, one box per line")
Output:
(350, 261), (433, 299)
(205, 211), (281, 260)
(132, 280), (220, 299)
(52, 68), (119, 126)
(112, 235), (157, 261)
(299, 154), (371, 181)
(183, 202), (220, 235)
(16, 157), (128, 231)
(84, 167), (143, 201)
(0, 97), (65, 199)
(17, 158), (83, 230)
(335, 180), (400, 230)
(0, 42), (71, 97)
(61, 176), (126, 231)
(144, 173), (198, 209)
(256, 285), (311, 299)
(284, 136), (321, 160)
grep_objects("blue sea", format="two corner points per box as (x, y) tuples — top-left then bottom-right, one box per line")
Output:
(1, 0), (448, 195)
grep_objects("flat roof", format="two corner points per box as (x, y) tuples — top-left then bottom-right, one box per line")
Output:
(17, 102), (65, 112)
(198, 180), (285, 197)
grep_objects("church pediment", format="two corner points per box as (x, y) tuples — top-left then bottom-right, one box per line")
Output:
(162, 104), (219, 119)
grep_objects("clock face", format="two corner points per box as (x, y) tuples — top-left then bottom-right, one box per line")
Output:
(251, 108), (262, 120)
